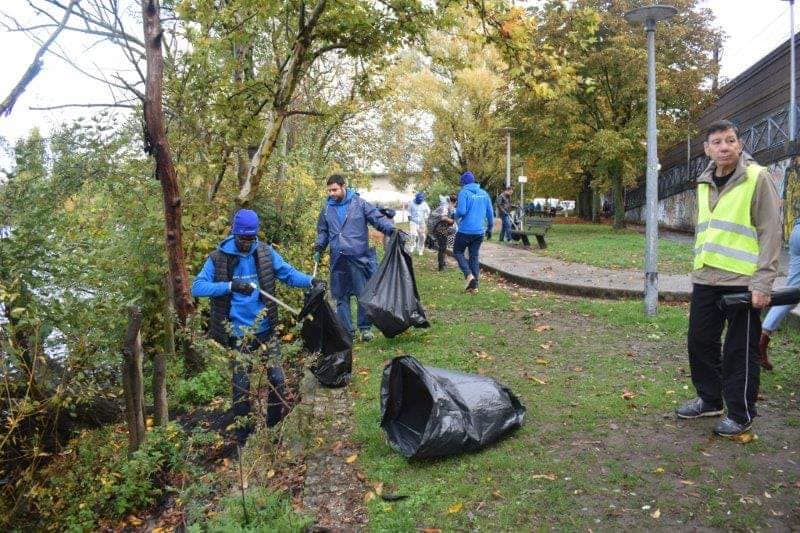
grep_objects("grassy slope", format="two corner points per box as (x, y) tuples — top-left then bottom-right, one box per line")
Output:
(350, 252), (800, 531)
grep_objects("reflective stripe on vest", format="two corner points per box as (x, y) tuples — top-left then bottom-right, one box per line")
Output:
(693, 164), (761, 275)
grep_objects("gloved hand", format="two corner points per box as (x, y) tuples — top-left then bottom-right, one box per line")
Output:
(311, 278), (327, 292)
(313, 250), (321, 264)
(231, 280), (255, 295)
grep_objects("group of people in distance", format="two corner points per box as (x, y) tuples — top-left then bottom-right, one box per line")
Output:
(192, 120), (795, 443)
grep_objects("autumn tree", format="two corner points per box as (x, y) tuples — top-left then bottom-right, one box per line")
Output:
(511, 0), (720, 228)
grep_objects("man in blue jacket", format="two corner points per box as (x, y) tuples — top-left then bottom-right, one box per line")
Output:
(192, 209), (323, 440)
(314, 174), (395, 341)
(454, 170), (494, 292)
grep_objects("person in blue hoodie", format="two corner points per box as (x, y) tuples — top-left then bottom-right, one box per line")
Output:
(314, 174), (395, 341)
(454, 170), (494, 292)
(192, 209), (324, 441)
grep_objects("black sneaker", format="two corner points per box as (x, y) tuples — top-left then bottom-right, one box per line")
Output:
(675, 398), (724, 419)
(713, 416), (752, 437)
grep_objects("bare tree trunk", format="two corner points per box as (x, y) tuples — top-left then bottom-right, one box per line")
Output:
(122, 306), (145, 453)
(612, 173), (626, 230)
(152, 274), (173, 426)
(140, 0), (202, 374)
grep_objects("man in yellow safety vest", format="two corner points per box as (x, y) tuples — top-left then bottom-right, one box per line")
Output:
(676, 119), (781, 438)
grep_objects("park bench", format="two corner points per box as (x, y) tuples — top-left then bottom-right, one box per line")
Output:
(509, 207), (554, 249)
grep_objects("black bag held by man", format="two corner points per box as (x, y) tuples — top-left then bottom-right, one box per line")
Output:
(298, 284), (352, 388)
(718, 287), (800, 310)
(360, 231), (430, 338)
(380, 356), (526, 459)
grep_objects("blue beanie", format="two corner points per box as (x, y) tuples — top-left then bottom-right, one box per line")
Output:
(232, 209), (259, 236)
(460, 171), (475, 186)
(414, 192), (425, 204)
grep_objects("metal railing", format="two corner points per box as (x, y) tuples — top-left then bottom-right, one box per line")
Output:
(625, 106), (799, 210)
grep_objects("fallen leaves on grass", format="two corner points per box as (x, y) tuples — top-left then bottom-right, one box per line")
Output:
(679, 480), (695, 486)
(447, 502), (463, 514)
(492, 490), (503, 499)
(621, 390), (636, 400)
(535, 358), (550, 365)
(345, 454), (358, 464)
(523, 372), (547, 385)
(372, 482), (383, 496)
(534, 324), (553, 332)
(653, 467), (665, 474)
(531, 473), (557, 481)
(650, 508), (661, 519)
(476, 351), (494, 360)
(365, 491), (376, 503)
(266, 469), (275, 479)
(539, 341), (553, 351)
(422, 529), (443, 533)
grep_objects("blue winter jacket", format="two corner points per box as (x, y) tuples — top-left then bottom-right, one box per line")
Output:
(315, 189), (394, 262)
(315, 189), (394, 297)
(191, 236), (312, 337)
(455, 183), (494, 235)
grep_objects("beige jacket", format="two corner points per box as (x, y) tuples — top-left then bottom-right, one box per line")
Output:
(691, 152), (781, 294)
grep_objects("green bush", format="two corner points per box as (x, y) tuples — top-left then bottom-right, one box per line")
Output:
(191, 487), (312, 533)
(174, 366), (228, 406)
(27, 423), (188, 530)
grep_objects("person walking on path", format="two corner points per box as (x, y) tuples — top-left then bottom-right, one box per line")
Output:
(453, 170), (494, 292)
(314, 174), (395, 342)
(408, 192), (431, 256)
(497, 186), (514, 242)
(428, 193), (457, 271)
(191, 209), (323, 443)
(759, 219), (800, 370)
(676, 120), (781, 438)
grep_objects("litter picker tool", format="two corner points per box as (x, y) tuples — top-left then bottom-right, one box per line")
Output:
(249, 283), (301, 317)
(312, 260), (318, 279)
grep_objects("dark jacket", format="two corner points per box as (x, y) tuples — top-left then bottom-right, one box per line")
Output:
(497, 191), (512, 216)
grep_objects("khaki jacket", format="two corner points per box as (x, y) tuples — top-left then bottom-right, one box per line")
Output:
(691, 152), (781, 294)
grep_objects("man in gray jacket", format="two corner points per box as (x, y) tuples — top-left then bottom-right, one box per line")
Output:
(676, 120), (781, 438)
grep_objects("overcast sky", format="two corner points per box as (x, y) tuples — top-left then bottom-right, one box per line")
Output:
(0, 0), (797, 144)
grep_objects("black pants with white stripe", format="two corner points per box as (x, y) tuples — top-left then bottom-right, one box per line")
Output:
(688, 284), (761, 425)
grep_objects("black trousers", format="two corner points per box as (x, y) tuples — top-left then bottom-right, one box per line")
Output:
(688, 284), (761, 424)
(436, 234), (448, 270)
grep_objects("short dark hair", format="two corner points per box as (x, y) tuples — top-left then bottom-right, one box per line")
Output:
(326, 174), (346, 186)
(706, 120), (739, 140)
(449, 193), (457, 202)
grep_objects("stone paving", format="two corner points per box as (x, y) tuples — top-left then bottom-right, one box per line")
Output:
(475, 240), (798, 323)
(298, 371), (368, 531)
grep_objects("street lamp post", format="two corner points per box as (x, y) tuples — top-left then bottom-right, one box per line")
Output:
(625, 5), (677, 317)
(782, 0), (797, 141)
(502, 127), (515, 189)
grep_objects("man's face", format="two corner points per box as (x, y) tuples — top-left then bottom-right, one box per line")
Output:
(704, 128), (742, 168)
(234, 234), (256, 253)
(327, 183), (346, 201)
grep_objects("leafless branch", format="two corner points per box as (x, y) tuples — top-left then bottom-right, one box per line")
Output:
(0, 0), (79, 116)
(29, 102), (137, 110)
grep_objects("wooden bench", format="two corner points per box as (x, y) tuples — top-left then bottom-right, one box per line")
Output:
(509, 210), (554, 249)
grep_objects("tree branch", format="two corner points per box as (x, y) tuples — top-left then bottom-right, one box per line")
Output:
(0, 0), (79, 116)
(28, 101), (136, 110)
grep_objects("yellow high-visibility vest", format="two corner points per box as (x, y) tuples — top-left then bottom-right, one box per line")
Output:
(694, 164), (761, 276)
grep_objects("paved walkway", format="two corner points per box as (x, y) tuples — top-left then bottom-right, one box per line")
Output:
(475, 242), (798, 324)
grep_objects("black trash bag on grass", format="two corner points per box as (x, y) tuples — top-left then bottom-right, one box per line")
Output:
(380, 356), (525, 459)
(360, 231), (430, 338)
(298, 285), (352, 387)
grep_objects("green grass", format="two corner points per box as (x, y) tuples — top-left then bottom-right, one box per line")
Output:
(515, 223), (694, 274)
(350, 252), (800, 531)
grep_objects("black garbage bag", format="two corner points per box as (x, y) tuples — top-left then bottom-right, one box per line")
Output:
(266, 365), (286, 427)
(718, 287), (800, 310)
(360, 231), (430, 338)
(380, 356), (526, 459)
(298, 285), (352, 388)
